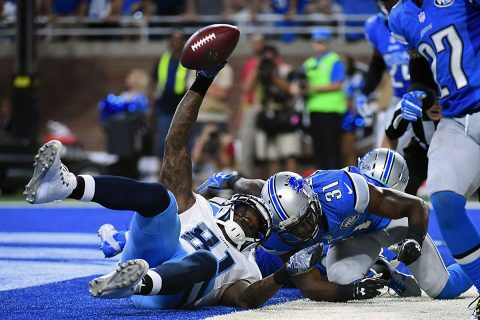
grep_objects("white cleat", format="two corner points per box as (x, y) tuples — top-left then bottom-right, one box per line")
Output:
(24, 140), (77, 204)
(89, 259), (149, 299)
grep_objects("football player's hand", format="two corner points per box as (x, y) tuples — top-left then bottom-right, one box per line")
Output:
(196, 61), (226, 82)
(401, 91), (425, 121)
(286, 243), (324, 276)
(196, 171), (240, 194)
(352, 277), (387, 300)
(354, 94), (371, 119)
(396, 238), (422, 265)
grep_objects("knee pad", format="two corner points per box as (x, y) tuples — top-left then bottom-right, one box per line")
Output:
(188, 250), (219, 280)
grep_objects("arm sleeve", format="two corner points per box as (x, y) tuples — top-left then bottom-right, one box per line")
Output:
(361, 51), (386, 96)
(409, 57), (439, 93)
(385, 102), (410, 140)
(331, 60), (346, 82)
(344, 172), (370, 213)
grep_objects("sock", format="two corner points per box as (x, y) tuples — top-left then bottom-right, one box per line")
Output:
(139, 270), (163, 295)
(431, 191), (480, 292)
(139, 251), (218, 296)
(69, 176), (85, 200)
(435, 264), (473, 299)
(90, 176), (171, 217)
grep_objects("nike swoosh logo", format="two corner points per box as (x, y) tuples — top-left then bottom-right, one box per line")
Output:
(344, 182), (353, 195)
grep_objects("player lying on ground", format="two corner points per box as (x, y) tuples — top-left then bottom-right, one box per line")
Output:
(96, 149), (417, 301)
(24, 64), (322, 309)
(197, 149), (472, 301)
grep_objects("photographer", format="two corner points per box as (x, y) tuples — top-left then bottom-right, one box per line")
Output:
(245, 45), (301, 176)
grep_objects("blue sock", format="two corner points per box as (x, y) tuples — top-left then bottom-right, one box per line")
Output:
(92, 176), (171, 217)
(147, 250), (218, 295)
(436, 264), (473, 299)
(431, 191), (480, 292)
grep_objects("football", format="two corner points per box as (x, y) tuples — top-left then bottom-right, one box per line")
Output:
(180, 24), (240, 70)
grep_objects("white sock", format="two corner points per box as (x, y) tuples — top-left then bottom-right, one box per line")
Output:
(146, 270), (163, 295)
(78, 175), (95, 202)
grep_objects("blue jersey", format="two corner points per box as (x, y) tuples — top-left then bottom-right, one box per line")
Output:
(262, 169), (391, 254)
(365, 13), (411, 98)
(389, 0), (480, 117)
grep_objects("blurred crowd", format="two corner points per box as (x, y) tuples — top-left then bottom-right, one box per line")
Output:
(95, 27), (389, 188)
(0, 0), (387, 190)
(1, 0), (378, 42)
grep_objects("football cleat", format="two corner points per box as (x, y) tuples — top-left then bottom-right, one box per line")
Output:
(98, 224), (127, 258)
(89, 259), (149, 299)
(470, 295), (480, 320)
(376, 255), (421, 297)
(24, 140), (77, 204)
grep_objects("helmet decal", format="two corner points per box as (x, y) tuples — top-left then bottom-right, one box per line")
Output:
(268, 176), (289, 221)
(287, 176), (305, 195)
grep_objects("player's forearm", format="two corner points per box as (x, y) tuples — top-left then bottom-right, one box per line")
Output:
(233, 178), (265, 197)
(292, 276), (353, 302)
(235, 276), (283, 308)
(405, 197), (430, 245)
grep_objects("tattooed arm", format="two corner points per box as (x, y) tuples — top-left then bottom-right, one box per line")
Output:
(160, 66), (223, 213)
(160, 91), (203, 213)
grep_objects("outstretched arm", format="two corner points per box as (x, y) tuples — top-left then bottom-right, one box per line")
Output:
(196, 172), (265, 197)
(220, 244), (323, 308)
(160, 66), (223, 213)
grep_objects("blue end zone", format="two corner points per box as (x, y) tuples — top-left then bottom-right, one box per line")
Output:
(0, 206), (134, 233)
(0, 204), (479, 318)
(0, 276), (301, 320)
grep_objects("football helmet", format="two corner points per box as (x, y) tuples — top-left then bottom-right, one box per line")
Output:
(358, 148), (409, 192)
(216, 194), (272, 251)
(261, 172), (322, 245)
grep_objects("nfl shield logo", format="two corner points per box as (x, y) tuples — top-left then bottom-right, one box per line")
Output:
(418, 11), (426, 22)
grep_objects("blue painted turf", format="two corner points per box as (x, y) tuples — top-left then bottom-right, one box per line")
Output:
(0, 276), (302, 320)
(0, 204), (479, 319)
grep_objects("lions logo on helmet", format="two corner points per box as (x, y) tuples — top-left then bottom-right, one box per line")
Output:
(261, 172), (322, 245)
(358, 148), (409, 192)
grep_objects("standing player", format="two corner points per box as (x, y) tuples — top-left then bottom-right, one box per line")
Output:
(23, 65), (321, 309)
(388, 0), (480, 317)
(355, 0), (411, 148)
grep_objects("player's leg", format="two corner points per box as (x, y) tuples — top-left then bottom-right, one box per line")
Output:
(90, 250), (219, 309)
(326, 235), (382, 284)
(384, 218), (473, 298)
(24, 140), (182, 267)
(426, 116), (480, 293)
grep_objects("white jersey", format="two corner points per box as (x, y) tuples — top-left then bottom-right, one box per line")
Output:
(178, 194), (262, 307)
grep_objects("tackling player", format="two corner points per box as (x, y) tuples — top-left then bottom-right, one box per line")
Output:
(23, 64), (321, 309)
(197, 149), (471, 301)
(388, 0), (480, 317)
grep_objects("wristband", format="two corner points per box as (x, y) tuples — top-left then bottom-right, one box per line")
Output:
(226, 175), (241, 190)
(189, 78), (212, 97)
(406, 225), (425, 246)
